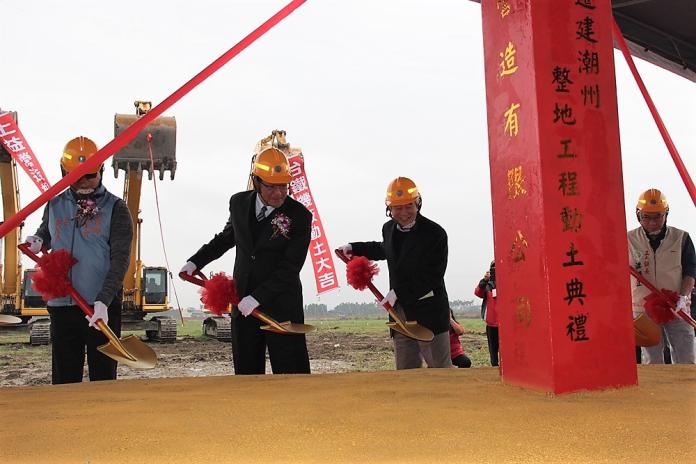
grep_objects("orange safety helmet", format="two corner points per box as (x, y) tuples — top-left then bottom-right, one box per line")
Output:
(636, 188), (669, 213)
(60, 136), (101, 174)
(252, 147), (292, 184)
(385, 177), (421, 207)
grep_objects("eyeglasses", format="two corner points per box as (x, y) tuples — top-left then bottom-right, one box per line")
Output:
(258, 179), (289, 192)
(81, 172), (99, 180)
(639, 213), (665, 222)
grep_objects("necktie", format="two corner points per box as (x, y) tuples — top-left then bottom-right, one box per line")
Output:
(257, 205), (267, 222)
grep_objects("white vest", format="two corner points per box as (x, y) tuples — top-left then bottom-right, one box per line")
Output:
(627, 226), (685, 315)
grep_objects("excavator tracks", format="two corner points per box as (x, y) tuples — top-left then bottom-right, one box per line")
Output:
(29, 319), (51, 345)
(146, 316), (177, 342)
(203, 317), (232, 342)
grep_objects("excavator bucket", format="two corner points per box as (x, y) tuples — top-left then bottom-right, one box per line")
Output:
(113, 107), (176, 180)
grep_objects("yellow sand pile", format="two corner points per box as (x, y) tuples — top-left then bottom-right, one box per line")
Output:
(1, 366), (694, 463)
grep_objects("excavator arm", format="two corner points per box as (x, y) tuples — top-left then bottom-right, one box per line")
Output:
(112, 101), (177, 341)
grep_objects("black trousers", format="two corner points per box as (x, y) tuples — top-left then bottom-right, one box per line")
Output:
(486, 325), (499, 367)
(452, 354), (472, 368)
(48, 301), (122, 384)
(231, 313), (310, 375)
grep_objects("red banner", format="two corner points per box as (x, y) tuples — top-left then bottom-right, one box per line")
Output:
(287, 148), (339, 294)
(0, 112), (51, 192)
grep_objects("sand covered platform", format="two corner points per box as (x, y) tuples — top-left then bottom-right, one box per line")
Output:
(1, 365), (694, 463)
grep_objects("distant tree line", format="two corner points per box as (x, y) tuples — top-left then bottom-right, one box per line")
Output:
(304, 299), (480, 318)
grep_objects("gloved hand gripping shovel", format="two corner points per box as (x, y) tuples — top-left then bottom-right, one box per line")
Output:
(179, 270), (315, 335)
(335, 249), (434, 341)
(629, 265), (696, 329)
(19, 243), (157, 368)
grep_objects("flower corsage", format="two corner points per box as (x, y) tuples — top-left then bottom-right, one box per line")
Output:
(75, 198), (100, 227)
(270, 213), (292, 239)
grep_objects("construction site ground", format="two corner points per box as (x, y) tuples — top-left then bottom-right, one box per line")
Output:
(0, 318), (491, 387)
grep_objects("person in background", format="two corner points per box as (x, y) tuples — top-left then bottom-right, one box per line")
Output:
(449, 309), (471, 368)
(26, 136), (133, 384)
(475, 260), (499, 367)
(339, 177), (452, 369)
(629, 188), (695, 364)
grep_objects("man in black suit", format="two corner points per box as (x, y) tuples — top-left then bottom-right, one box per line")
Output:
(181, 147), (312, 374)
(339, 177), (452, 369)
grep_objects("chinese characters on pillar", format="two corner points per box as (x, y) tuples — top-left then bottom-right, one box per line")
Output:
(554, 0), (601, 342)
(286, 149), (339, 294)
(493, 7), (534, 328)
(0, 112), (51, 192)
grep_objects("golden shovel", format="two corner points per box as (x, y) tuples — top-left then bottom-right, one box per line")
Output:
(252, 309), (315, 335)
(0, 314), (22, 325)
(335, 249), (434, 342)
(19, 244), (157, 368)
(179, 271), (315, 336)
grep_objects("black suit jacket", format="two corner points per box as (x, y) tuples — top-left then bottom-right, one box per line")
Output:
(188, 191), (312, 322)
(351, 213), (450, 334)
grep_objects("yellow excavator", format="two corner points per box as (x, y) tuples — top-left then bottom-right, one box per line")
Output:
(0, 110), (50, 345)
(112, 101), (177, 342)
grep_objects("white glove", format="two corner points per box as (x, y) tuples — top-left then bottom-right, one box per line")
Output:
(26, 235), (43, 254)
(86, 301), (109, 330)
(180, 261), (197, 276)
(237, 295), (260, 317)
(676, 295), (689, 312)
(380, 289), (397, 308)
(337, 244), (352, 258)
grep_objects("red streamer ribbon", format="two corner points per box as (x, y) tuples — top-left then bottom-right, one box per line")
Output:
(0, 0), (306, 240)
(612, 18), (696, 206)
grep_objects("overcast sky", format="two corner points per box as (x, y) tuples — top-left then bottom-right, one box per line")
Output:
(2, 0), (695, 311)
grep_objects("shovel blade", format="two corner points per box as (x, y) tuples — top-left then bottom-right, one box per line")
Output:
(387, 321), (434, 342)
(0, 314), (22, 325)
(98, 335), (158, 369)
(633, 313), (661, 347)
(260, 321), (316, 335)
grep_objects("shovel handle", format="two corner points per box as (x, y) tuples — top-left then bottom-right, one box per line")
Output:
(178, 270), (208, 287)
(20, 242), (95, 319)
(18, 243), (134, 350)
(335, 248), (389, 304)
(629, 266), (696, 329)
(178, 269), (292, 331)
(335, 248), (418, 333)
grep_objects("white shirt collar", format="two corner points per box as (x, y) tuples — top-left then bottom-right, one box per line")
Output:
(255, 193), (275, 218)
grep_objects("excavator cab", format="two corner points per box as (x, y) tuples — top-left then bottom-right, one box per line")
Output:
(112, 101), (177, 342)
(21, 269), (47, 309)
(142, 267), (167, 305)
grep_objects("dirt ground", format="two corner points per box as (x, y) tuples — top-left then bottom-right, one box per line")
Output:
(0, 323), (490, 387)
(0, 329), (400, 387)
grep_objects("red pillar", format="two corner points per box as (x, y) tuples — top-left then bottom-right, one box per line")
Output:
(481, 0), (637, 393)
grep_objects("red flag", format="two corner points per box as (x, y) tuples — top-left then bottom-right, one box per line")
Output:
(0, 112), (51, 192)
(287, 148), (340, 295)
